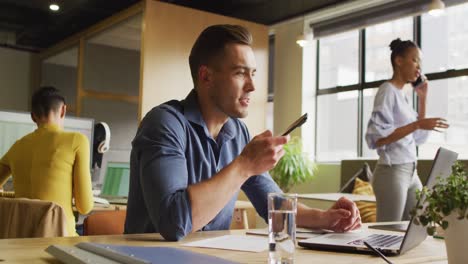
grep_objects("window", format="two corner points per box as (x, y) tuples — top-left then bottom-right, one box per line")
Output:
(315, 17), (414, 162)
(318, 31), (359, 89)
(421, 4), (468, 72)
(365, 17), (413, 82)
(316, 91), (358, 162)
(418, 77), (468, 158)
(361, 88), (379, 159)
(313, 3), (468, 162)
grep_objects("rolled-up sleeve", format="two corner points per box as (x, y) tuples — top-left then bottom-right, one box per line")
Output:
(242, 172), (282, 223)
(72, 133), (93, 215)
(365, 88), (396, 149)
(135, 109), (192, 241)
(413, 129), (430, 145)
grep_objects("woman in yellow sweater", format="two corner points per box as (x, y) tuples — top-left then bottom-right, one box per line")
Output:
(0, 86), (93, 236)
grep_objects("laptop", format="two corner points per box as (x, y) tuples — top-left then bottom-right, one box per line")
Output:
(298, 147), (458, 255)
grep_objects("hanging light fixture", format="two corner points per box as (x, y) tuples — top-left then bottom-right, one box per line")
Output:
(49, 4), (59, 11)
(296, 34), (307, 47)
(428, 0), (445, 16)
(49, 0), (60, 12)
(296, 0), (308, 48)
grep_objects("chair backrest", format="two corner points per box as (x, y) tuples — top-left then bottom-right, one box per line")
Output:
(0, 191), (15, 198)
(83, 210), (126, 235)
(0, 197), (68, 238)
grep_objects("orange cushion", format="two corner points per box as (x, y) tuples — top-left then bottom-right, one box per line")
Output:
(352, 178), (376, 223)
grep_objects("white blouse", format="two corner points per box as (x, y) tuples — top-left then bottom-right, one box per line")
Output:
(366, 81), (429, 165)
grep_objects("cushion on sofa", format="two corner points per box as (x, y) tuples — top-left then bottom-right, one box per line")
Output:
(352, 178), (376, 223)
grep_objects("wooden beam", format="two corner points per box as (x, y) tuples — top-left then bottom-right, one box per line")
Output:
(137, 6), (146, 121)
(76, 38), (85, 116)
(82, 90), (139, 104)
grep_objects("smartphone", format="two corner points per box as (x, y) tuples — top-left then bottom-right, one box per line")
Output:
(282, 113), (308, 136)
(411, 75), (424, 88)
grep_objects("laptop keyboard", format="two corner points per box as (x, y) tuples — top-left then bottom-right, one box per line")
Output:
(347, 234), (403, 248)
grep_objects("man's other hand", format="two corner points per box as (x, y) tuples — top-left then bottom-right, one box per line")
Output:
(323, 197), (362, 232)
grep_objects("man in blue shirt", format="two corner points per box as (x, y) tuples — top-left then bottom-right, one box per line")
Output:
(124, 24), (361, 241)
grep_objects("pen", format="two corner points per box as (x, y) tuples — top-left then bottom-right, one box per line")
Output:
(363, 241), (393, 264)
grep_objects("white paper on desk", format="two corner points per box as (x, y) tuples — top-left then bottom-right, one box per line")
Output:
(182, 235), (268, 252)
(246, 228), (328, 239)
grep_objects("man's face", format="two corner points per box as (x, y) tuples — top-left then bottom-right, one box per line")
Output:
(207, 43), (256, 119)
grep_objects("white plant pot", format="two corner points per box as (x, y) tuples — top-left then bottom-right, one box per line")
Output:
(444, 212), (468, 264)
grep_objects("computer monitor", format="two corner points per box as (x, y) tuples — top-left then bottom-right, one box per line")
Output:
(100, 162), (130, 198)
(0, 109), (94, 167)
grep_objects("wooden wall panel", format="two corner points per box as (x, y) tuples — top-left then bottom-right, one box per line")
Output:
(141, 0), (269, 135)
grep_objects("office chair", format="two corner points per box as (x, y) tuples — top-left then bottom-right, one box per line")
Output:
(0, 197), (68, 238)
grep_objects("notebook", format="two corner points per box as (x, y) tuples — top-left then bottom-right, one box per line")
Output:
(298, 147), (458, 255)
(46, 242), (239, 264)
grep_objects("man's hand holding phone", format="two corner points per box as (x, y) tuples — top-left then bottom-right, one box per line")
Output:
(237, 113), (308, 177)
(282, 113), (308, 136)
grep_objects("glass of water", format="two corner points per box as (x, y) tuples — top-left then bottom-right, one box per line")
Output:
(268, 193), (297, 264)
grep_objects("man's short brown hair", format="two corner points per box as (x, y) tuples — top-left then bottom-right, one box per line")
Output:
(189, 24), (252, 85)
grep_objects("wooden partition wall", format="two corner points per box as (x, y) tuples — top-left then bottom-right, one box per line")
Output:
(141, 0), (269, 135)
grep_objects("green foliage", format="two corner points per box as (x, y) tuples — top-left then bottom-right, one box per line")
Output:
(269, 137), (316, 192)
(411, 161), (468, 236)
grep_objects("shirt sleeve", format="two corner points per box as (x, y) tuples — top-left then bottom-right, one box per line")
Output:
(134, 109), (192, 241)
(72, 133), (94, 215)
(365, 87), (397, 150)
(237, 122), (282, 223)
(241, 172), (282, 223)
(413, 129), (430, 145)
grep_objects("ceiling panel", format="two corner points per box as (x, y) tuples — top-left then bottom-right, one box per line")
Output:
(0, 0), (347, 51)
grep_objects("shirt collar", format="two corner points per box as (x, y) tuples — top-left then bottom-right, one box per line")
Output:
(182, 89), (236, 141)
(38, 123), (61, 131)
(183, 89), (205, 127)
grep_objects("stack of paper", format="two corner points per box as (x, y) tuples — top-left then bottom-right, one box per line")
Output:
(182, 235), (268, 252)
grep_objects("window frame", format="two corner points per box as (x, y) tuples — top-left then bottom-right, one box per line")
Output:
(314, 14), (468, 162)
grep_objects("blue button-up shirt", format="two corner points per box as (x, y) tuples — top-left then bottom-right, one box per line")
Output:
(124, 89), (281, 240)
(365, 82), (429, 165)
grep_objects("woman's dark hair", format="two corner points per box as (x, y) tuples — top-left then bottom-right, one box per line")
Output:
(31, 86), (66, 118)
(389, 38), (418, 68)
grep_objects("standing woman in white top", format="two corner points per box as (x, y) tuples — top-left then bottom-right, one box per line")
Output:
(365, 38), (449, 221)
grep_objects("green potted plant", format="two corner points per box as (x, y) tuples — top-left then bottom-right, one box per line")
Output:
(269, 137), (315, 193)
(412, 161), (468, 264)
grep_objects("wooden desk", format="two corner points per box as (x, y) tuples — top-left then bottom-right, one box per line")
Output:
(0, 223), (447, 263)
(298, 193), (376, 202)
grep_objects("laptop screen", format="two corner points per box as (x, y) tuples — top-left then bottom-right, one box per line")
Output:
(400, 147), (458, 254)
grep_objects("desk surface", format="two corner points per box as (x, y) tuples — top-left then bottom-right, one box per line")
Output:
(298, 193), (376, 202)
(0, 223), (447, 264)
